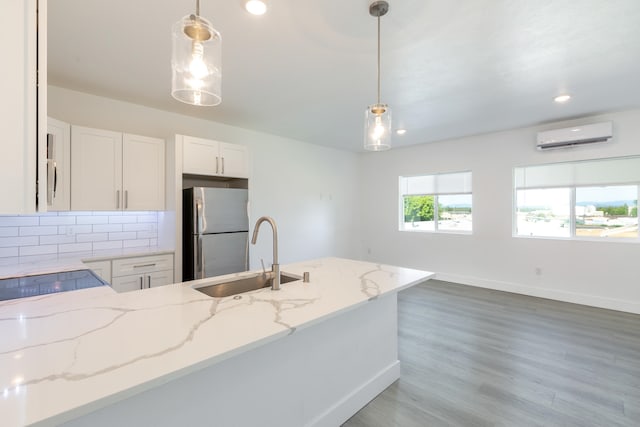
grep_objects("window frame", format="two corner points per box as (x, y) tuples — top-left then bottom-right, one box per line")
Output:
(399, 171), (473, 235)
(513, 157), (640, 243)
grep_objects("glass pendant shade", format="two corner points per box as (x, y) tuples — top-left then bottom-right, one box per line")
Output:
(171, 14), (221, 106)
(364, 103), (391, 151)
(364, 1), (391, 151)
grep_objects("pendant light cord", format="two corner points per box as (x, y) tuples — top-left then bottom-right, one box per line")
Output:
(377, 14), (381, 106)
(196, 0), (200, 16)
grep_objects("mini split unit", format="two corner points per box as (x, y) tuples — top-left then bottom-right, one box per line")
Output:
(536, 121), (613, 150)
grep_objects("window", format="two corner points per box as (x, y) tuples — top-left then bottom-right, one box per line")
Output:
(575, 185), (638, 238)
(399, 171), (472, 233)
(516, 188), (571, 238)
(514, 157), (640, 240)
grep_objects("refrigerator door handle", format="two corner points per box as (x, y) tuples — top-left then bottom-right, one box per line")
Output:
(197, 236), (204, 279)
(195, 188), (206, 234)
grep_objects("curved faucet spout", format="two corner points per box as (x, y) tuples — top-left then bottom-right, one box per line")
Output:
(251, 216), (280, 290)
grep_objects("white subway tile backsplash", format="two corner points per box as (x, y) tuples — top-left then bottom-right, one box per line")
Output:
(0, 211), (160, 259)
(19, 245), (58, 256)
(109, 232), (137, 241)
(59, 225), (93, 235)
(92, 224), (123, 233)
(0, 247), (18, 257)
(76, 233), (108, 243)
(0, 236), (39, 248)
(93, 241), (123, 251)
(19, 226), (58, 236)
(137, 215), (158, 223)
(39, 216), (76, 226)
(58, 211), (92, 216)
(17, 253), (59, 264)
(0, 216), (39, 227)
(108, 215), (138, 224)
(123, 239), (150, 248)
(39, 234), (76, 245)
(136, 231), (158, 239)
(122, 223), (155, 232)
(58, 243), (93, 254)
(77, 216), (110, 225)
(0, 227), (18, 237)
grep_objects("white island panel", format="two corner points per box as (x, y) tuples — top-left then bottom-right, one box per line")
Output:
(0, 257), (434, 426)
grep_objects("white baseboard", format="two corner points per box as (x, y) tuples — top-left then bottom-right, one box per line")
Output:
(308, 360), (401, 427)
(436, 273), (640, 315)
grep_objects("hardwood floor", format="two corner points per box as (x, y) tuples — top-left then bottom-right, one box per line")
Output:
(343, 280), (640, 427)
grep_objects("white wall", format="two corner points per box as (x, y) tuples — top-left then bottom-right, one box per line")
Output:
(359, 109), (640, 314)
(48, 85), (360, 270)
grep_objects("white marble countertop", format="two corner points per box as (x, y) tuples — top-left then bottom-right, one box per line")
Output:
(0, 247), (175, 279)
(0, 257), (434, 427)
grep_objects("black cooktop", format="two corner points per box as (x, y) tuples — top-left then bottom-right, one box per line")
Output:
(0, 269), (109, 302)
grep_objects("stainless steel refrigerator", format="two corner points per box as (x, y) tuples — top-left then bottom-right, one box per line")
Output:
(183, 187), (249, 281)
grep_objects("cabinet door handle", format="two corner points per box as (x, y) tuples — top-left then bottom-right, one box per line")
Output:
(139, 276), (143, 290)
(116, 190), (120, 209)
(216, 156), (219, 174)
(53, 162), (58, 198)
(222, 157), (225, 175)
(147, 275), (152, 288)
(125, 190), (128, 209)
(133, 263), (156, 268)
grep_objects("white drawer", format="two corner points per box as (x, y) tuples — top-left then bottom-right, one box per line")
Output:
(112, 254), (173, 277)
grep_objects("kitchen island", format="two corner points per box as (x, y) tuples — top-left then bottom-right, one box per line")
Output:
(0, 257), (434, 427)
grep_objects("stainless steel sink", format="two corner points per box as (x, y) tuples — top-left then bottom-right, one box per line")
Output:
(194, 272), (300, 298)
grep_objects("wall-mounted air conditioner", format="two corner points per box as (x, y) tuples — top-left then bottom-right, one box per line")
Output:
(536, 121), (613, 150)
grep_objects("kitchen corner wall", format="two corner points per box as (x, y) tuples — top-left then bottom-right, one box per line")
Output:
(48, 85), (360, 270)
(0, 211), (158, 259)
(359, 109), (640, 314)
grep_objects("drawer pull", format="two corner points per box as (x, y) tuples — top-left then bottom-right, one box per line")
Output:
(133, 263), (156, 268)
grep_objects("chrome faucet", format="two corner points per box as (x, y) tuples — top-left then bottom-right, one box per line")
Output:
(251, 216), (280, 290)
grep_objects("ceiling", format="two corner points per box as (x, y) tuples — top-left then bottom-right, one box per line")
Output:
(49, 0), (640, 152)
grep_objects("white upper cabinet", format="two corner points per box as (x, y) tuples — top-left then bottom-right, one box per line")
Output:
(0, 0), (46, 214)
(71, 126), (122, 211)
(182, 135), (248, 178)
(181, 136), (219, 176)
(219, 142), (249, 178)
(123, 134), (165, 210)
(47, 118), (71, 211)
(71, 126), (165, 211)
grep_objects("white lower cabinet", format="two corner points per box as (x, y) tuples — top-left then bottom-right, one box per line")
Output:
(111, 254), (174, 293)
(147, 269), (175, 288)
(84, 253), (174, 293)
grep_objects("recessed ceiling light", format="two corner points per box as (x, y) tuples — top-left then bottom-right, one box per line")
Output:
(396, 129), (407, 135)
(245, 0), (267, 15)
(553, 94), (571, 103)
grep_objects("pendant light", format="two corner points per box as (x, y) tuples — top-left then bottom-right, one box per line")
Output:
(171, 0), (222, 106)
(364, 1), (391, 151)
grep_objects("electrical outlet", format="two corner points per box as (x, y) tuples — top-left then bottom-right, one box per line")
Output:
(535, 267), (542, 276)
(66, 226), (74, 237)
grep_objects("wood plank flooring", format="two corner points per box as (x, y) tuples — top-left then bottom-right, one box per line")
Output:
(343, 280), (640, 427)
